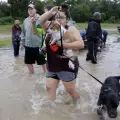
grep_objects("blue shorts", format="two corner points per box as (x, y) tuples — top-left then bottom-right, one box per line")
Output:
(47, 71), (77, 82)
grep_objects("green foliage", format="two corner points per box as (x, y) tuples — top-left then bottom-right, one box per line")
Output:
(109, 16), (116, 23)
(35, 0), (44, 15)
(71, 4), (91, 22)
(54, 0), (65, 5)
(0, 0), (120, 23)
(8, 0), (29, 18)
(101, 13), (106, 22)
(0, 16), (13, 25)
(0, 2), (11, 17)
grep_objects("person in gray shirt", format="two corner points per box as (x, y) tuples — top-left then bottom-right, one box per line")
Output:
(21, 4), (46, 74)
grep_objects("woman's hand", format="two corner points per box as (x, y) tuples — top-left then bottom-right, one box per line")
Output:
(50, 6), (59, 15)
(39, 6), (59, 25)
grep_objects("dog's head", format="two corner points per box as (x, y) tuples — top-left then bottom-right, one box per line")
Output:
(48, 21), (61, 34)
(101, 87), (119, 118)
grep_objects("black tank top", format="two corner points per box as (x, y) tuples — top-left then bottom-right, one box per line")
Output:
(46, 34), (79, 73)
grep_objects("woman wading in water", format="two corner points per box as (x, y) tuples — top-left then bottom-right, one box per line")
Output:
(31, 4), (84, 103)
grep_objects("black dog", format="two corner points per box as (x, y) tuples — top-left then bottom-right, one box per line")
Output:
(97, 76), (120, 119)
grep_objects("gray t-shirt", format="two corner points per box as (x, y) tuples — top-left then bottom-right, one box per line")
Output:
(21, 14), (43, 48)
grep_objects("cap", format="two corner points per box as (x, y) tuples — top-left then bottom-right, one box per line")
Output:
(28, 4), (35, 9)
(14, 20), (20, 25)
(93, 12), (101, 20)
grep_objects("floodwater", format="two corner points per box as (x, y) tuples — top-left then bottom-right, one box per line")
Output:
(0, 34), (120, 120)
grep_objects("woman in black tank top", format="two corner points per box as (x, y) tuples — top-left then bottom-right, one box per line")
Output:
(32, 4), (84, 103)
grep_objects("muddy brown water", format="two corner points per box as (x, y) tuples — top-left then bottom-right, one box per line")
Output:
(0, 34), (120, 120)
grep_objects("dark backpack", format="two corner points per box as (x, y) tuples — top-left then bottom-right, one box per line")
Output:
(86, 21), (99, 39)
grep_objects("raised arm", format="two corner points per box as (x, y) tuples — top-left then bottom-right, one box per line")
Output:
(31, 6), (58, 34)
(31, 17), (38, 34)
(39, 6), (58, 25)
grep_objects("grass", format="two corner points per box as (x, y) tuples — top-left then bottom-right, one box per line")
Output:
(0, 23), (119, 34)
(0, 24), (12, 34)
(0, 39), (12, 48)
(76, 23), (119, 29)
(0, 23), (119, 47)
(101, 23), (120, 28)
(77, 23), (119, 34)
(0, 24), (23, 34)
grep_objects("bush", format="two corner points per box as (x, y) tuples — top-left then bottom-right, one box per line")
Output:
(0, 16), (14, 25)
(109, 16), (116, 23)
(101, 13), (106, 22)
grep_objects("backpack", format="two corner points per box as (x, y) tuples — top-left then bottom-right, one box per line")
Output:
(86, 21), (99, 39)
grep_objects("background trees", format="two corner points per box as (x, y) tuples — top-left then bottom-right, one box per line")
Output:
(0, 0), (120, 23)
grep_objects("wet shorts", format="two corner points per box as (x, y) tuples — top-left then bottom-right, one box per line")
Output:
(47, 71), (77, 82)
(25, 46), (46, 65)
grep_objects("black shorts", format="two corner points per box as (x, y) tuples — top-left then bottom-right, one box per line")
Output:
(25, 46), (46, 65)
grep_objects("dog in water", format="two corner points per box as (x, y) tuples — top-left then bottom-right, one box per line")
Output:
(47, 21), (78, 70)
(97, 76), (120, 120)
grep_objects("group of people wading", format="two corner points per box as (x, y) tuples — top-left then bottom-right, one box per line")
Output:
(11, 3), (107, 103)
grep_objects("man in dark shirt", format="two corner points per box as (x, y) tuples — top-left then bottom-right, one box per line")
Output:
(86, 12), (102, 64)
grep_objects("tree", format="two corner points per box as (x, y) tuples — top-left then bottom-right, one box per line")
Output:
(0, 2), (11, 17)
(71, 4), (91, 22)
(35, 0), (44, 15)
(1, 0), (119, 23)
(8, 0), (29, 18)
(54, 0), (66, 5)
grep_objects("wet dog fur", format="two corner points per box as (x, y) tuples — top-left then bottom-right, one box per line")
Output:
(97, 76), (120, 119)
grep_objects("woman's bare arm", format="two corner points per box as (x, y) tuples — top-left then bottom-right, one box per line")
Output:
(39, 6), (58, 25)
(32, 6), (58, 33)
(63, 27), (84, 50)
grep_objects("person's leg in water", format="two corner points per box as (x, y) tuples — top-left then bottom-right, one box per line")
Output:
(16, 40), (20, 56)
(91, 41), (97, 64)
(57, 71), (80, 103)
(103, 36), (107, 46)
(25, 47), (36, 74)
(86, 41), (92, 61)
(46, 77), (80, 102)
(13, 41), (18, 57)
(94, 42), (98, 61)
(27, 64), (34, 74)
(62, 80), (80, 103)
(86, 41), (96, 63)
(46, 77), (59, 100)
(46, 70), (80, 102)
(42, 64), (46, 73)
(97, 39), (101, 52)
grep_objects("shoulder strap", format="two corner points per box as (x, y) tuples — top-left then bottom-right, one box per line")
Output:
(60, 24), (63, 50)
(40, 22), (53, 48)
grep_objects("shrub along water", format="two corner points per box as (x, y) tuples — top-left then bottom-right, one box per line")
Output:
(0, 16), (14, 25)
